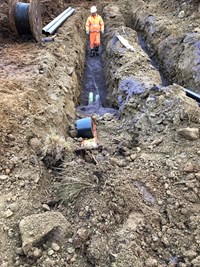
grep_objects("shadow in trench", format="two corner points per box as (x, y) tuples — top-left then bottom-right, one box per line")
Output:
(137, 32), (169, 87)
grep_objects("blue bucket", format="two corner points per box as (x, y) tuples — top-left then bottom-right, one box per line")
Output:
(76, 117), (94, 138)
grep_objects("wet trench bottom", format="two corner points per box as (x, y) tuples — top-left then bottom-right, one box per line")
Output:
(77, 44), (112, 115)
(82, 45), (107, 106)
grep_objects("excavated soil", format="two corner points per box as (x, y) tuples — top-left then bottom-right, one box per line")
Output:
(0, 0), (200, 266)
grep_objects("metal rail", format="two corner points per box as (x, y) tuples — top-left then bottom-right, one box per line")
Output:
(42, 7), (75, 35)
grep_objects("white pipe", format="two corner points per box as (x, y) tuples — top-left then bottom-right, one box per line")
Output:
(42, 7), (72, 33)
(46, 8), (75, 35)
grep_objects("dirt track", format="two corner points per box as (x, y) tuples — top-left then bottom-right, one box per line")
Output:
(0, 0), (200, 266)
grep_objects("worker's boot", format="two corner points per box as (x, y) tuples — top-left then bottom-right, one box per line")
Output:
(90, 49), (95, 57)
(95, 46), (99, 56)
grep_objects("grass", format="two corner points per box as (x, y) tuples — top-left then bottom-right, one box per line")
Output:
(41, 132), (73, 168)
(58, 177), (96, 205)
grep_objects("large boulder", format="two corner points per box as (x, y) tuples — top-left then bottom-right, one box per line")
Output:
(19, 211), (70, 255)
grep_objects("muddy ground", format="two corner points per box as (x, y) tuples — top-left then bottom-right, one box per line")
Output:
(0, 0), (200, 266)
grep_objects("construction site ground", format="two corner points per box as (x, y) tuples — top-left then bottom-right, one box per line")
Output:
(0, 0), (200, 266)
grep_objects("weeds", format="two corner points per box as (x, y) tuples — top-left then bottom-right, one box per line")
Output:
(41, 132), (73, 168)
(58, 177), (96, 205)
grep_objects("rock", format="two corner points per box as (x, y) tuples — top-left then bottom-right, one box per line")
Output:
(183, 249), (197, 260)
(178, 10), (185, 18)
(195, 173), (200, 181)
(29, 138), (42, 154)
(103, 113), (114, 121)
(4, 209), (14, 218)
(48, 249), (54, 256)
(8, 229), (14, 237)
(67, 247), (75, 254)
(42, 204), (50, 211)
(15, 247), (24, 256)
(8, 203), (20, 212)
(0, 175), (9, 180)
(19, 212), (70, 255)
(51, 243), (60, 252)
(130, 154), (137, 161)
(193, 27), (200, 33)
(69, 129), (77, 138)
(145, 258), (158, 266)
(185, 181), (195, 189)
(33, 248), (42, 258)
(116, 159), (127, 167)
(77, 228), (90, 241)
(183, 162), (194, 173)
(177, 128), (199, 140)
(5, 169), (10, 174)
(192, 256), (200, 267)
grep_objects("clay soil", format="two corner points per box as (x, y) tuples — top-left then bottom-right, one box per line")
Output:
(0, 0), (200, 267)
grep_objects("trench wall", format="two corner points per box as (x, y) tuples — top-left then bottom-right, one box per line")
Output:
(125, 0), (200, 93)
(103, 3), (200, 140)
(0, 8), (87, 164)
(103, 4), (161, 111)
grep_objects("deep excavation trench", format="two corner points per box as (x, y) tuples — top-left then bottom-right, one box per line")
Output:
(81, 44), (107, 107)
(0, 0), (200, 266)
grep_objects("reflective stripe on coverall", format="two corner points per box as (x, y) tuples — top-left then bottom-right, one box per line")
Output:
(86, 15), (104, 49)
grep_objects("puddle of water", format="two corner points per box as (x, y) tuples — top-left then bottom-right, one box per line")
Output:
(77, 102), (119, 117)
(133, 180), (155, 204)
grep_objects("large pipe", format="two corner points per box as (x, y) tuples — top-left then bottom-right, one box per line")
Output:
(14, 3), (31, 35)
(42, 7), (72, 33)
(184, 88), (200, 106)
(45, 8), (75, 35)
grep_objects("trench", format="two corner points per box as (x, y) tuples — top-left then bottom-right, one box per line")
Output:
(137, 33), (169, 87)
(81, 44), (107, 107)
(137, 32), (200, 105)
(77, 43), (118, 116)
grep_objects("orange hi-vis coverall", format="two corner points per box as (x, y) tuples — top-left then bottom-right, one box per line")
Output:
(85, 14), (104, 49)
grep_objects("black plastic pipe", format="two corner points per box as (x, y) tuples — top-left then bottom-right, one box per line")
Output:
(15, 3), (31, 35)
(184, 88), (200, 106)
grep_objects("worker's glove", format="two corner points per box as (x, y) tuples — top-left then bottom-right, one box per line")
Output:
(86, 31), (89, 35)
(101, 30), (104, 34)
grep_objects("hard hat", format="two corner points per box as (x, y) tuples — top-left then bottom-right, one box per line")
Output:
(90, 6), (97, 13)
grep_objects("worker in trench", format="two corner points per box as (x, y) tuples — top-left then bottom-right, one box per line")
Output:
(85, 6), (104, 56)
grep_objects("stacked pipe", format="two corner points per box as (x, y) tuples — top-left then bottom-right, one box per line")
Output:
(42, 7), (75, 35)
